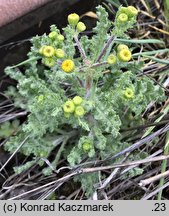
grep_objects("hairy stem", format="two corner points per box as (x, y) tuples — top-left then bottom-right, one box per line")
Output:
(8, 57), (40, 69)
(74, 35), (87, 61)
(96, 35), (115, 62)
(91, 61), (108, 68)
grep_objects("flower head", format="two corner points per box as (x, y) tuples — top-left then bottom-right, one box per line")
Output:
(118, 49), (132, 62)
(39, 151), (48, 158)
(124, 88), (135, 99)
(73, 96), (83, 106)
(117, 44), (129, 52)
(55, 49), (65, 58)
(57, 34), (64, 42)
(119, 6), (128, 14)
(107, 54), (117, 65)
(48, 31), (58, 40)
(42, 46), (55, 57)
(42, 58), (55, 67)
(68, 13), (79, 26)
(76, 22), (86, 32)
(37, 95), (45, 103)
(117, 13), (128, 23)
(127, 6), (138, 17)
(74, 106), (85, 117)
(61, 59), (75, 73)
(82, 141), (92, 152)
(63, 100), (75, 113)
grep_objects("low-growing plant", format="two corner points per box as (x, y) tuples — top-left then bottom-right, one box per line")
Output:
(0, 120), (20, 138)
(4, 5), (165, 197)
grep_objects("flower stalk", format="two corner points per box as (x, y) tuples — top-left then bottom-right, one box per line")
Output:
(96, 35), (116, 62)
(74, 35), (88, 62)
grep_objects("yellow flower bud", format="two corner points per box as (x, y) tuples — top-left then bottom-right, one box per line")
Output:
(119, 6), (128, 14)
(61, 59), (75, 73)
(124, 88), (135, 99)
(55, 49), (65, 58)
(82, 141), (92, 152)
(117, 13), (128, 23)
(64, 112), (71, 118)
(73, 96), (83, 105)
(42, 58), (55, 67)
(42, 46), (55, 58)
(63, 100), (75, 113)
(107, 54), (117, 65)
(40, 151), (48, 158)
(37, 95), (45, 103)
(117, 44), (129, 52)
(74, 106), (85, 117)
(68, 13), (79, 26)
(76, 22), (86, 32)
(127, 6), (138, 17)
(57, 34), (64, 42)
(48, 31), (58, 40)
(118, 49), (132, 62)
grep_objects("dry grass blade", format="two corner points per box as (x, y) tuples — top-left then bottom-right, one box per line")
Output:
(0, 136), (29, 173)
(139, 170), (169, 187)
(141, 180), (169, 200)
(109, 124), (169, 161)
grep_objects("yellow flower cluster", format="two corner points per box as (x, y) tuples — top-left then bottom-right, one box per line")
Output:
(117, 6), (138, 23)
(68, 13), (86, 32)
(39, 45), (76, 72)
(107, 44), (132, 64)
(48, 31), (65, 42)
(38, 12), (87, 69)
(117, 44), (132, 62)
(63, 96), (85, 118)
(39, 45), (65, 68)
(38, 30), (65, 68)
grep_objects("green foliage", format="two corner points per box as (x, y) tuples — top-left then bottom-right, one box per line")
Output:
(90, 6), (112, 61)
(74, 173), (100, 197)
(0, 120), (20, 138)
(4, 5), (165, 197)
(14, 160), (36, 174)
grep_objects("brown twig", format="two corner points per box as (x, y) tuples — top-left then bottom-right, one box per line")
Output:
(141, 180), (169, 200)
(139, 170), (169, 187)
(6, 154), (169, 200)
(80, 155), (169, 173)
(0, 135), (30, 173)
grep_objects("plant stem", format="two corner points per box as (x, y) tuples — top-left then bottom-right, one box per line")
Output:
(91, 61), (108, 68)
(54, 138), (68, 165)
(74, 35), (87, 61)
(9, 57), (40, 69)
(157, 131), (169, 200)
(53, 130), (77, 166)
(96, 35), (115, 62)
